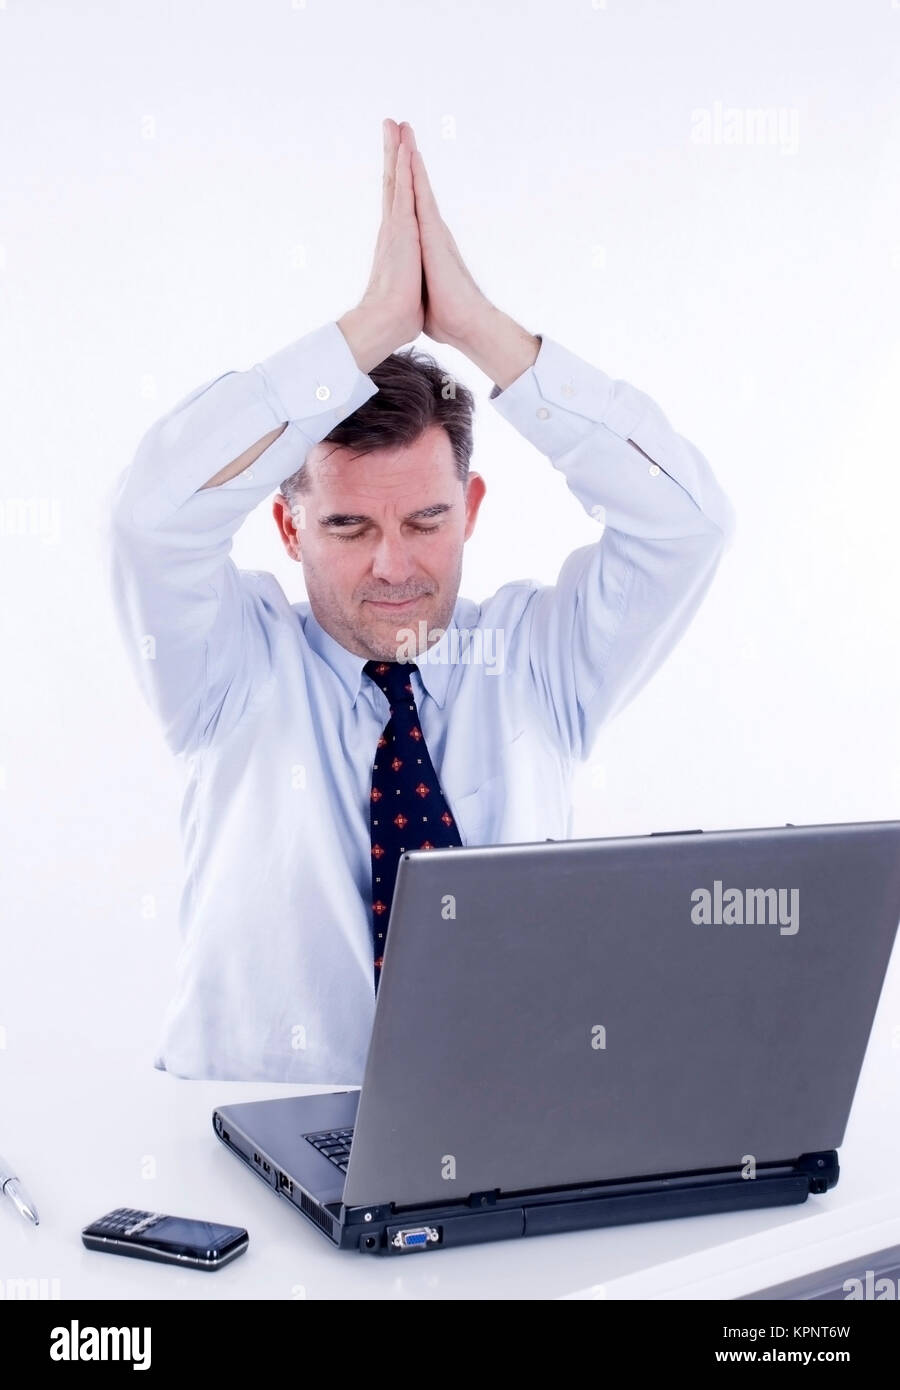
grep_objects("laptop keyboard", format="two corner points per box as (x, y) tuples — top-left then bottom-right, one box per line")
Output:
(304, 1127), (354, 1173)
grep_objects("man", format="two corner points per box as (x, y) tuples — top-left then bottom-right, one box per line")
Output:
(108, 119), (736, 1083)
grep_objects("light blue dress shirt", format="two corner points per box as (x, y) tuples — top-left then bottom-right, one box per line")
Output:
(107, 319), (736, 1083)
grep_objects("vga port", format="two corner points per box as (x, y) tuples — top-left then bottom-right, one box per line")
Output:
(390, 1226), (440, 1251)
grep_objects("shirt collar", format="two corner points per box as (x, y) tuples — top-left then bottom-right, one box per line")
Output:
(302, 604), (459, 710)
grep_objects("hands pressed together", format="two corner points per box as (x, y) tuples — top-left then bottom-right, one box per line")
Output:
(339, 120), (540, 390)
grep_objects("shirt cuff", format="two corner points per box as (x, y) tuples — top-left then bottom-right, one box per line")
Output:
(488, 334), (647, 462)
(198, 319), (380, 500)
(255, 319), (380, 442)
(488, 335), (736, 542)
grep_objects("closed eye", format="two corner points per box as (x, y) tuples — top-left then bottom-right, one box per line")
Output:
(333, 523), (441, 541)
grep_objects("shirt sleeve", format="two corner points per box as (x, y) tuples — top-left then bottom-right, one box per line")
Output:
(105, 320), (379, 756)
(488, 334), (737, 762)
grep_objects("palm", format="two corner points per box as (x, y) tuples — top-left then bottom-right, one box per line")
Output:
(405, 130), (487, 347)
(421, 274), (439, 342)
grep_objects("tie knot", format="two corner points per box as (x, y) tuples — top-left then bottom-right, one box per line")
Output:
(363, 659), (418, 709)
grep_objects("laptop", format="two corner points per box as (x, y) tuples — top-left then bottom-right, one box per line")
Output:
(213, 819), (900, 1256)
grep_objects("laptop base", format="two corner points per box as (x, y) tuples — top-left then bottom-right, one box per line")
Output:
(212, 1109), (837, 1256)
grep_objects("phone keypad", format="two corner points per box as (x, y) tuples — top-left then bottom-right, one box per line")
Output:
(90, 1208), (165, 1237)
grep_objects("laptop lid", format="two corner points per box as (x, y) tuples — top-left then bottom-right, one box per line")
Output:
(342, 821), (900, 1209)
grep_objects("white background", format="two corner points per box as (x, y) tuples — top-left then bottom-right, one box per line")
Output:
(0, 0), (899, 1286)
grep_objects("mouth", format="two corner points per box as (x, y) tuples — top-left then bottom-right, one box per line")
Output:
(365, 596), (423, 611)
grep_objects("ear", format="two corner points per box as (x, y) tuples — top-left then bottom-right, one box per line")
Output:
(272, 493), (304, 562)
(462, 472), (487, 541)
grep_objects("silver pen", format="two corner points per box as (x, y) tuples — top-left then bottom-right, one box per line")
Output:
(0, 1152), (40, 1225)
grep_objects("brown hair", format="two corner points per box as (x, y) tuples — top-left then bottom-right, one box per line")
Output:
(279, 347), (475, 499)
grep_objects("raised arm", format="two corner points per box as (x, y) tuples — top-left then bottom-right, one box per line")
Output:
(482, 337), (737, 761)
(407, 121), (736, 761)
(107, 120), (423, 755)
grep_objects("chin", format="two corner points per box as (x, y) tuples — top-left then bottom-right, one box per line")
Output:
(367, 612), (430, 657)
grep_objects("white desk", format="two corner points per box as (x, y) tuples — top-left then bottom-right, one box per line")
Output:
(2, 1013), (899, 1302)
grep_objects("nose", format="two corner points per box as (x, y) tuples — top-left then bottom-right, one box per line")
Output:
(370, 529), (417, 587)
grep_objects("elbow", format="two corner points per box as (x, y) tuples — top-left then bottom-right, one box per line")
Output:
(106, 461), (171, 541)
(107, 418), (178, 541)
(105, 450), (145, 536)
(106, 486), (143, 554)
(711, 491), (738, 552)
(107, 491), (132, 538)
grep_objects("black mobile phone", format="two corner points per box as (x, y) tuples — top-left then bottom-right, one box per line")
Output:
(81, 1207), (249, 1270)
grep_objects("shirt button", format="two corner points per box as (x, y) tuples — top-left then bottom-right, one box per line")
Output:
(561, 382), (576, 397)
(649, 463), (660, 476)
(315, 385), (331, 401)
(536, 407), (551, 420)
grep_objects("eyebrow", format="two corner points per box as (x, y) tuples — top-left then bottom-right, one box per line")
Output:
(318, 502), (454, 529)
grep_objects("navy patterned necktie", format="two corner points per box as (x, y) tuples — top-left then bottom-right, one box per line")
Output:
(363, 659), (462, 993)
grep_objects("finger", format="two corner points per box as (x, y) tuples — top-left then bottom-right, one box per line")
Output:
(410, 146), (441, 227)
(382, 118), (399, 222)
(392, 130), (415, 220)
(400, 123), (427, 221)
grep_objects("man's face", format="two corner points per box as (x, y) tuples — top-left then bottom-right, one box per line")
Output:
(273, 424), (486, 661)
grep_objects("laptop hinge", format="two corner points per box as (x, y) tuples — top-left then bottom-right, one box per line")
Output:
(466, 1189), (501, 1209)
(794, 1150), (839, 1192)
